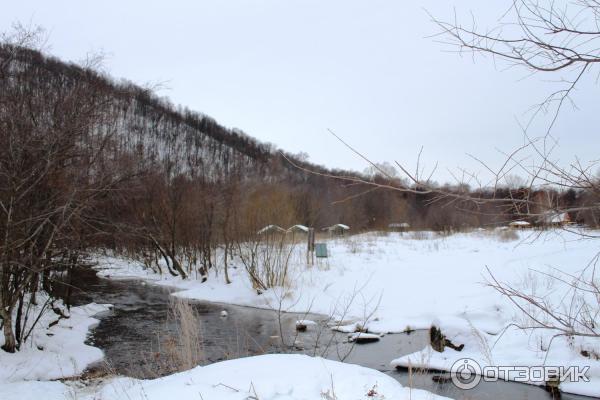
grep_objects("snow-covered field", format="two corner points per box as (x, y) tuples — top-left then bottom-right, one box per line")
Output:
(95, 228), (600, 397)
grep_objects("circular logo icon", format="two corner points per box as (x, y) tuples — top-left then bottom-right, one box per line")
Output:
(450, 358), (482, 390)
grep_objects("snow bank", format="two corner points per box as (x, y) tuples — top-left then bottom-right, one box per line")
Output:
(295, 319), (317, 326)
(391, 322), (600, 397)
(0, 381), (74, 400)
(97, 354), (449, 400)
(0, 298), (111, 383)
(348, 332), (382, 343)
(295, 319), (317, 331)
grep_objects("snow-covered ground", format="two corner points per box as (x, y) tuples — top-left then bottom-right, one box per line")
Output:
(0, 298), (111, 400)
(2, 354), (446, 400)
(96, 354), (448, 400)
(0, 381), (77, 400)
(95, 228), (600, 397)
(0, 299), (111, 383)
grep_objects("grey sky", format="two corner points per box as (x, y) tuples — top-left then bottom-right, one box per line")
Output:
(2, 1), (598, 185)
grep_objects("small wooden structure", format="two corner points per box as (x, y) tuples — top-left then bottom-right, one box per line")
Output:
(508, 220), (531, 229)
(538, 211), (570, 226)
(307, 227), (315, 265)
(315, 243), (328, 258)
(388, 222), (410, 232)
(323, 223), (350, 236)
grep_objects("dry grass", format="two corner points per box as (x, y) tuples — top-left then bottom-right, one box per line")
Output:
(344, 237), (363, 254)
(165, 297), (204, 371)
(408, 231), (432, 241)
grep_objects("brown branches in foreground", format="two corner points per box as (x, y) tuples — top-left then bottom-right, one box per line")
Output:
(429, 0), (600, 132)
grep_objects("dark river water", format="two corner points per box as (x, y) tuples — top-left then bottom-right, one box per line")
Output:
(62, 267), (594, 400)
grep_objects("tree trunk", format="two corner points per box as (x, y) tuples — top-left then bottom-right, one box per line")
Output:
(149, 235), (182, 277)
(169, 254), (188, 279)
(223, 242), (231, 284)
(14, 295), (23, 347)
(0, 309), (16, 353)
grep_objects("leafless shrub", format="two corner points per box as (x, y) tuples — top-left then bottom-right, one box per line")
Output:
(494, 228), (519, 242)
(344, 237), (362, 254)
(408, 231), (436, 241)
(237, 234), (296, 291)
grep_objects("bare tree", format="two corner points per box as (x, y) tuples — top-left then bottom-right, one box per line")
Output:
(0, 28), (120, 352)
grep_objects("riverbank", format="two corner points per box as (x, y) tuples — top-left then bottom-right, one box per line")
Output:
(0, 303), (447, 400)
(0, 297), (111, 400)
(95, 228), (600, 397)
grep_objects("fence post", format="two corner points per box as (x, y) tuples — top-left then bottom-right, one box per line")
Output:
(307, 228), (315, 266)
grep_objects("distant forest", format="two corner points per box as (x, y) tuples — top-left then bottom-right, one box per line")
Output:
(2, 44), (598, 253)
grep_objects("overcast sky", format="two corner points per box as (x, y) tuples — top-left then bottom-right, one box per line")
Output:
(2, 1), (598, 184)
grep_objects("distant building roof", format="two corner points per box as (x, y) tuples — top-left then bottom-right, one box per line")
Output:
(257, 225), (286, 234)
(539, 211), (569, 224)
(324, 223), (350, 231)
(288, 224), (309, 232)
(508, 220), (531, 227)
